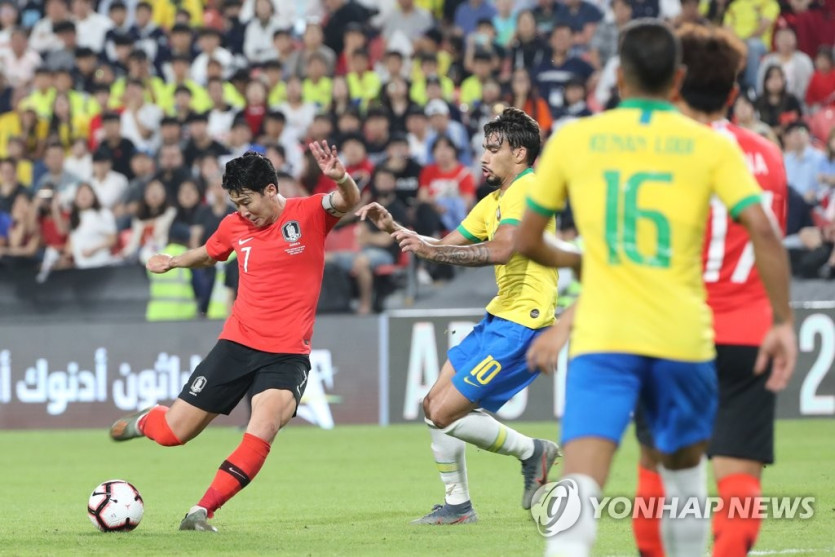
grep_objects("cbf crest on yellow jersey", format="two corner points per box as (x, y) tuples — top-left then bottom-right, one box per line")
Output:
(527, 100), (762, 361)
(458, 169), (558, 329)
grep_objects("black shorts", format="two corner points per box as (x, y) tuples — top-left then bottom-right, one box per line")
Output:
(634, 344), (775, 464)
(179, 340), (311, 416)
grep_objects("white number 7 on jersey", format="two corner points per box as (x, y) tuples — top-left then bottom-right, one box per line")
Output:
(241, 246), (252, 273)
(704, 192), (774, 284)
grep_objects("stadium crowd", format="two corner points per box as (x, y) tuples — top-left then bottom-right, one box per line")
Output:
(0, 0), (834, 315)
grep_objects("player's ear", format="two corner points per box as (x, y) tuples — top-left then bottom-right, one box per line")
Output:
(725, 83), (740, 109)
(266, 183), (278, 197)
(515, 147), (527, 164)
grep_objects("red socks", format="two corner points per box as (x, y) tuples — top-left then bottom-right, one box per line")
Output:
(197, 433), (272, 517)
(139, 405), (183, 447)
(633, 465), (665, 557)
(713, 474), (762, 557)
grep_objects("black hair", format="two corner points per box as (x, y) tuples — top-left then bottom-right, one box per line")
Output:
(222, 151), (278, 195)
(677, 24), (746, 113)
(69, 183), (101, 230)
(482, 107), (541, 165)
(619, 19), (681, 96)
(430, 135), (459, 157)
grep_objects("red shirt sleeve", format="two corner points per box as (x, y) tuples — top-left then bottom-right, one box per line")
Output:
(205, 214), (235, 261)
(458, 167), (475, 196)
(418, 166), (433, 190)
(310, 193), (341, 234)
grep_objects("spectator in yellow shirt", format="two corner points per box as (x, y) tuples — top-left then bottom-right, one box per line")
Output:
(410, 52), (454, 106)
(723, 0), (780, 89)
(459, 50), (494, 107)
(21, 67), (55, 120)
(346, 48), (382, 110)
(157, 54), (212, 114)
(302, 52), (334, 110)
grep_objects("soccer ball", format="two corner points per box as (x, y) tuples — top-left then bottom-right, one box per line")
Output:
(87, 480), (144, 532)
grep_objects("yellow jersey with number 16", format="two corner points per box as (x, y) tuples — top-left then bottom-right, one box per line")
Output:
(527, 100), (762, 362)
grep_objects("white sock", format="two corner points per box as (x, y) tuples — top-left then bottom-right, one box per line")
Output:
(659, 457), (709, 557)
(427, 418), (470, 505)
(444, 410), (535, 460)
(543, 474), (600, 557)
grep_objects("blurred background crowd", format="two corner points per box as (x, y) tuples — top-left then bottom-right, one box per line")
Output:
(0, 0), (834, 317)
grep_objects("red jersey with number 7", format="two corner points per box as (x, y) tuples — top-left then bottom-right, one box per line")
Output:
(205, 194), (340, 354)
(703, 121), (787, 346)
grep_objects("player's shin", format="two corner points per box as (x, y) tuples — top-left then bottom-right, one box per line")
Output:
(659, 457), (709, 557)
(140, 405), (183, 446)
(443, 409), (535, 460)
(426, 418), (470, 505)
(543, 474), (600, 557)
(712, 473), (762, 557)
(196, 433), (271, 517)
(633, 464), (665, 557)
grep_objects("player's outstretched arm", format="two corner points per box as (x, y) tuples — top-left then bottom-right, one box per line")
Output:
(515, 208), (582, 272)
(309, 140), (361, 214)
(356, 202), (407, 235)
(147, 245), (215, 274)
(738, 203), (797, 392)
(391, 224), (514, 267)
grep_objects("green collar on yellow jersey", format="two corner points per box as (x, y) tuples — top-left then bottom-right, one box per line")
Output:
(512, 167), (534, 184)
(619, 99), (677, 112)
(620, 99), (676, 124)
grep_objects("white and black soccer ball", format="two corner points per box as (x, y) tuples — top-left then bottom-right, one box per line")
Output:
(87, 480), (144, 532)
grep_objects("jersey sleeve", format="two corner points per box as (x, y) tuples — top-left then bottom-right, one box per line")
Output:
(527, 129), (570, 216)
(205, 215), (235, 261)
(456, 196), (489, 243)
(314, 193), (341, 233)
(711, 136), (763, 220)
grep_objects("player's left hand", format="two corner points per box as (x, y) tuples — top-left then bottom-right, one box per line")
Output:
(526, 320), (570, 375)
(755, 322), (797, 392)
(392, 229), (430, 258)
(309, 140), (347, 182)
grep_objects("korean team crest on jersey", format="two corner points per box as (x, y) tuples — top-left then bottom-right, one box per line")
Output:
(189, 376), (207, 396)
(282, 221), (302, 243)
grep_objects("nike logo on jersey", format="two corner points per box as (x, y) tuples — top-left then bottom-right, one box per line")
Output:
(463, 377), (480, 387)
(238, 237), (254, 245)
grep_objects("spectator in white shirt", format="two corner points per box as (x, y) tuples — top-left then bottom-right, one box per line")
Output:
(64, 138), (94, 183)
(191, 27), (234, 86)
(0, 28), (42, 88)
(207, 77), (237, 143)
(756, 27), (815, 103)
(274, 76), (316, 143)
(29, 0), (70, 53)
(72, 0), (114, 54)
(90, 148), (129, 217)
(120, 79), (163, 154)
(67, 182), (120, 269)
(0, 2), (19, 50)
(380, 0), (434, 44)
(243, 0), (283, 63)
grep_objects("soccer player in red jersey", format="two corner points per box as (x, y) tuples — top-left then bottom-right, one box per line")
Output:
(630, 25), (792, 557)
(108, 144), (360, 532)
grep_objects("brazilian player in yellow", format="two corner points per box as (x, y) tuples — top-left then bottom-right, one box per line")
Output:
(516, 21), (796, 557)
(357, 108), (581, 524)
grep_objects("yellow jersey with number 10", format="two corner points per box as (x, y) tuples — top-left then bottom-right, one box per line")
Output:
(458, 168), (558, 330)
(527, 100), (762, 361)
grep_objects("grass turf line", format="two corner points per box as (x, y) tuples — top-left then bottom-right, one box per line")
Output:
(0, 420), (832, 556)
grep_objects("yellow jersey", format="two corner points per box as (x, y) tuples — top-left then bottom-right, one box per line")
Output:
(527, 99), (762, 361)
(459, 168), (558, 330)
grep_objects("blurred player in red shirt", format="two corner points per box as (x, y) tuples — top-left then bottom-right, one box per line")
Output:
(109, 144), (360, 532)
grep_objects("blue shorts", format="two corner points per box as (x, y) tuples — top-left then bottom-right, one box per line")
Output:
(449, 314), (542, 412)
(561, 353), (717, 454)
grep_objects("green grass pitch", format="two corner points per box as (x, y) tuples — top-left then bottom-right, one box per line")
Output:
(1, 420), (833, 556)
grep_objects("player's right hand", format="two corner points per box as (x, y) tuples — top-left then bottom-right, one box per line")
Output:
(526, 324), (569, 375)
(755, 322), (797, 392)
(146, 253), (174, 274)
(356, 202), (395, 233)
